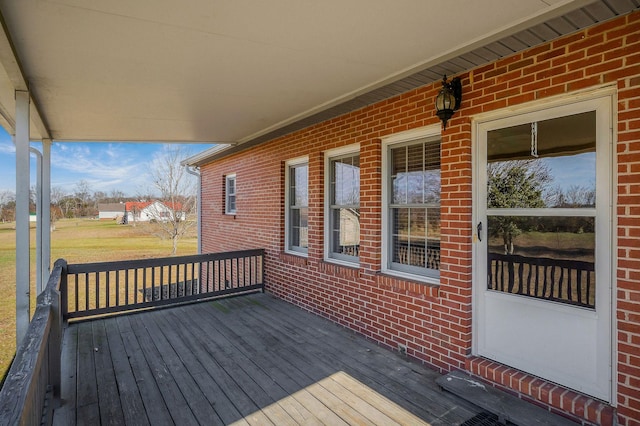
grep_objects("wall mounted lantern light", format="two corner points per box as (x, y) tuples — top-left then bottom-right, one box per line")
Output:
(435, 75), (462, 130)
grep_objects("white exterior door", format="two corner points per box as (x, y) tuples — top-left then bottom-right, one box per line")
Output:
(473, 95), (613, 401)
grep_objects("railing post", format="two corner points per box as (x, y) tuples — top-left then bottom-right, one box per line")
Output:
(49, 287), (62, 400)
(58, 259), (68, 319)
(50, 259), (65, 402)
(261, 249), (265, 292)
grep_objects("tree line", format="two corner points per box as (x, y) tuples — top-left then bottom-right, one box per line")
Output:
(0, 182), (158, 222)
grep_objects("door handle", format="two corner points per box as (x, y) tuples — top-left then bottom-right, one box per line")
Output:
(477, 222), (482, 242)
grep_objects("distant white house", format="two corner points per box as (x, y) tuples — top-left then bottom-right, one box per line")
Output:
(97, 203), (126, 220)
(124, 201), (186, 223)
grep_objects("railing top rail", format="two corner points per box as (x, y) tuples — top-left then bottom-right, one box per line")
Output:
(67, 248), (265, 273)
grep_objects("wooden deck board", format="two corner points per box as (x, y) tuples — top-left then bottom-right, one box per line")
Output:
(103, 319), (150, 426)
(56, 293), (482, 425)
(115, 316), (175, 426)
(91, 321), (126, 425)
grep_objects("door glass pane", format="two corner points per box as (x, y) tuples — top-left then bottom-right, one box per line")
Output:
(487, 216), (595, 308)
(487, 111), (596, 209)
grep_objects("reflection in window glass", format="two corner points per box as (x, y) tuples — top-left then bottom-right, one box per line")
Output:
(288, 163), (308, 253)
(389, 138), (441, 277)
(487, 216), (595, 308)
(487, 111), (596, 209)
(329, 154), (360, 261)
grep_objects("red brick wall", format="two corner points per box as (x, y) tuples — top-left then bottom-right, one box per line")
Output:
(200, 10), (640, 425)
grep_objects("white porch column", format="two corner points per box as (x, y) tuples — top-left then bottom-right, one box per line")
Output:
(15, 90), (30, 346)
(185, 166), (201, 254)
(42, 140), (51, 289)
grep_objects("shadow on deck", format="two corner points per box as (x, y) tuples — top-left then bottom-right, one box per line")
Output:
(55, 293), (482, 425)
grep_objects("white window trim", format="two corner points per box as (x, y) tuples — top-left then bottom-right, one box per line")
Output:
(324, 144), (360, 266)
(225, 174), (237, 215)
(284, 156), (309, 256)
(381, 124), (441, 284)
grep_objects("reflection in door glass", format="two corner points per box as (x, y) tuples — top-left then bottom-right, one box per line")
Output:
(487, 111), (596, 209)
(487, 216), (595, 308)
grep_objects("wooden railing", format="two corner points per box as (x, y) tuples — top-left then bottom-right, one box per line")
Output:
(63, 249), (265, 320)
(488, 253), (595, 308)
(0, 249), (265, 425)
(0, 259), (64, 425)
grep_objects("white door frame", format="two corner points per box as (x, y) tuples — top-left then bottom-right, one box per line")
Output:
(471, 86), (617, 402)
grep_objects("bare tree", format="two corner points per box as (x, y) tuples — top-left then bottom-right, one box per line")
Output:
(50, 186), (66, 206)
(147, 146), (197, 255)
(74, 179), (93, 217)
(0, 190), (15, 222)
(109, 189), (126, 203)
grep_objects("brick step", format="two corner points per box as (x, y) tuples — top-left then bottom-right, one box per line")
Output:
(436, 370), (577, 426)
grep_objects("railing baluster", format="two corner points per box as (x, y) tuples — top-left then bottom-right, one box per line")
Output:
(73, 274), (78, 315)
(577, 270), (583, 305)
(106, 270), (110, 308)
(125, 269), (129, 307)
(151, 267), (154, 301)
(166, 265), (170, 299)
(218, 258), (221, 290)
(231, 257), (235, 288)
(85, 272), (89, 311)
(134, 268), (139, 304)
(96, 272), (101, 309)
(243, 257), (247, 287)
(142, 268), (148, 302)
(115, 270), (120, 307)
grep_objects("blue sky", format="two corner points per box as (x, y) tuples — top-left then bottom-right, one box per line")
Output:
(0, 126), (213, 197)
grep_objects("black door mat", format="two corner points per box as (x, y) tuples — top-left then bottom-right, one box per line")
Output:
(461, 412), (503, 426)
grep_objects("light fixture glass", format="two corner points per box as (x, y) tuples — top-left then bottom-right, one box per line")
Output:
(435, 75), (462, 130)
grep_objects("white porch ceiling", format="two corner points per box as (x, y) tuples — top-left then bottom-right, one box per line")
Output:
(0, 0), (634, 144)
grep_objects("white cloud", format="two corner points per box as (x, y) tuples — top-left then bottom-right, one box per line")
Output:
(0, 142), (15, 154)
(51, 143), (152, 194)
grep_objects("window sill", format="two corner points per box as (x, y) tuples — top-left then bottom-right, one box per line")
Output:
(379, 269), (440, 287)
(323, 258), (359, 269)
(375, 272), (440, 298)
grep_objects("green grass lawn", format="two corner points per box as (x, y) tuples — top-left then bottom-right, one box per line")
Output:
(0, 218), (197, 377)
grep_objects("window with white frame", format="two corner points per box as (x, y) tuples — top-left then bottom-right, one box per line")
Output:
(285, 158), (308, 254)
(325, 147), (360, 263)
(225, 174), (236, 214)
(383, 130), (441, 280)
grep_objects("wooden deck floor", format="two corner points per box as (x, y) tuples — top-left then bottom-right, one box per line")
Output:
(54, 293), (482, 425)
